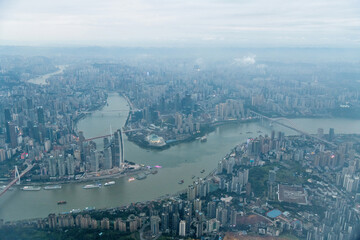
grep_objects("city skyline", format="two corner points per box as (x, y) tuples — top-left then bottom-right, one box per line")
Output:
(1, 1), (360, 238)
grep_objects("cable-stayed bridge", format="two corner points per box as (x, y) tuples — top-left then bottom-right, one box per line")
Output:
(249, 110), (337, 148)
(0, 164), (34, 197)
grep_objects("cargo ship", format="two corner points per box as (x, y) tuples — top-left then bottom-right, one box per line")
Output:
(22, 186), (41, 191)
(83, 184), (101, 189)
(44, 185), (62, 190)
(104, 181), (115, 186)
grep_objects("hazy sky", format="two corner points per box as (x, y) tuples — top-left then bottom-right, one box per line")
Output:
(0, 0), (359, 47)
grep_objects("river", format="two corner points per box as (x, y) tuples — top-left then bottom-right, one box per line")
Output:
(28, 65), (67, 85)
(0, 92), (359, 221)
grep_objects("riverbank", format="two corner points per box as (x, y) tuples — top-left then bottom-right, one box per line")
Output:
(125, 118), (259, 151)
(1, 142), (221, 224)
(73, 93), (108, 129)
(28, 65), (67, 85)
(23, 167), (148, 186)
(3, 91), (358, 222)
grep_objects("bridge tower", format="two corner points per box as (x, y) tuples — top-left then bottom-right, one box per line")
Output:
(14, 165), (20, 185)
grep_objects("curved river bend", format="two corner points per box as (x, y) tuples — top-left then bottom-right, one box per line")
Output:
(1, 93), (360, 221)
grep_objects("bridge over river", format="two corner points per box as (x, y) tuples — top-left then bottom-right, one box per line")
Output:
(0, 164), (34, 197)
(249, 110), (337, 148)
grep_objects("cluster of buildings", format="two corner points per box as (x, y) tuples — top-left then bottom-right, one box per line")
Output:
(36, 128), (126, 180)
(2, 130), (360, 239)
(0, 80), (130, 181)
(43, 213), (142, 233)
(215, 99), (245, 121)
(1, 52), (360, 239)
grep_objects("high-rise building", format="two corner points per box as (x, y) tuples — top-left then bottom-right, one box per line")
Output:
(238, 169), (249, 186)
(171, 212), (179, 234)
(103, 147), (112, 169)
(207, 201), (217, 219)
(4, 109), (11, 123)
(187, 185), (196, 201)
(329, 128), (335, 141)
(220, 208), (228, 226)
(57, 155), (66, 177)
(103, 137), (112, 169)
(90, 150), (99, 172)
(37, 107), (45, 124)
(194, 199), (202, 212)
(161, 212), (169, 232)
(114, 218), (126, 232)
(6, 122), (17, 148)
(48, 214), (57, 229)
(317, 128), (324, 138)
(113, 129), (124, 168)
(100, 218), (110, 229)
(129, 219), (138, 232)
(66, 155), (75, 175)
(179, 220), (186, 236)
(206, 218), (220, 233)
(48, 155), (57, 177)
(26, 98), (33, 110)
(150, 216), (160, 236)
(196, 222), (203, 238)
(5, 122), (11, 145)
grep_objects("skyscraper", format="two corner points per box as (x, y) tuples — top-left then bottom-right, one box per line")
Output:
(329, 128), (335, 141)
(179, 220), (186, 236)
(6, 122), (17, 148)
(4, 109), (11, 122)
(103, 137), (112, 169)
(37, 107), (45, 124)
(90, 150), (99, 172)
(150, 216), (160, 236)
(171, 212), (179, 234)
(161, 212), (169, 232)
(113, 129), (124, 168)
(196, 222), (203, 238)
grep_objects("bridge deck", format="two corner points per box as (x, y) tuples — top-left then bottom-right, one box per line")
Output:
(249, 110), (336, 147)
(83, 129), (141, 142)
(0, 164), (34, 197)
